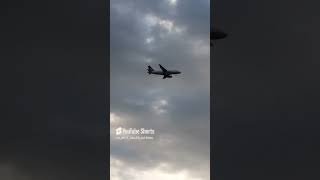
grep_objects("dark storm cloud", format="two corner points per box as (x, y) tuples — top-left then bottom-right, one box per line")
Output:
(1, 0), (108, 179)
(213, 0), (320, 179)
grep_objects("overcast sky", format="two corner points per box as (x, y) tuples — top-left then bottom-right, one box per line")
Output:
(110, 0), (210, 180)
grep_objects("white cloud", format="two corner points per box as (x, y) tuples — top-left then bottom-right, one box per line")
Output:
(167, 0), (178, 6)
(110, 113), (122, 127)
(144, 14), (183, 34)
(111, 157), (205, 180)
(152, 99), (169, 114)
(158, 19), (174, 32)
(110, 113), (122, 139)
(145, 37), (155, 44)
(145, 14), (160, 27)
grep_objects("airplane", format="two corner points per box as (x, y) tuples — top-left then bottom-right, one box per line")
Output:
(211, 27), (227, 46)
(147, 64), (181, 79)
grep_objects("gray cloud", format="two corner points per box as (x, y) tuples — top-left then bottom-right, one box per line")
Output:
(111, 0), (210, 180)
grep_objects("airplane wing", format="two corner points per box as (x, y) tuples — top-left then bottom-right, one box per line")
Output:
(159, 64), (167, 72)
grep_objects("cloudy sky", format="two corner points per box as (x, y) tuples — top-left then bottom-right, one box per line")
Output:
(110, 0), (210, 180)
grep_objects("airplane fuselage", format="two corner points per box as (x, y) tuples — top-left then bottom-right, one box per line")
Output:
(150, 70), (180, 75)
(148, 65), (181, 79)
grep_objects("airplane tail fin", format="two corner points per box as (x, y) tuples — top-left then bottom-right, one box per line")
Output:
(147, 66), (154, 74)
